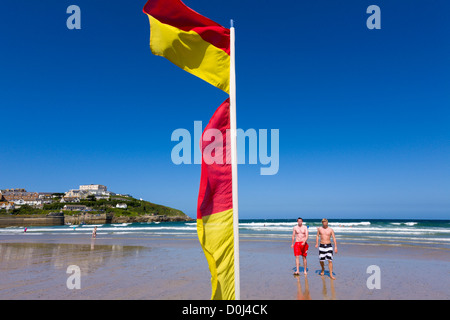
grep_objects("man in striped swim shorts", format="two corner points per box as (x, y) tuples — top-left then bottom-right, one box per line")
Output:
(315, 219), (338, 280)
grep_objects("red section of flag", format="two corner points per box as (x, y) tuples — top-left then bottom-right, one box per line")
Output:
(197, 98), (233, 218)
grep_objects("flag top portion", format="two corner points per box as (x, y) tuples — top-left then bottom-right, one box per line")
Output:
(143, 0), (230, 92)
(143, 0), (230, 54)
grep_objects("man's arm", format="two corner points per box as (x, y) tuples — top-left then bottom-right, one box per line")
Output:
(304, 227), (309, 245)
(291, 229), (295, 247)
(315, 228), (320, 247)
(331, 228), (338, 253)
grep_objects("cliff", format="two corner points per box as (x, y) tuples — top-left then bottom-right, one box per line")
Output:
(64, 213), (192, 225)
(1, 195), (192, 227)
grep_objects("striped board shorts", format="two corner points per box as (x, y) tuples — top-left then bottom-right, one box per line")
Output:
(319, 243), (333, 261)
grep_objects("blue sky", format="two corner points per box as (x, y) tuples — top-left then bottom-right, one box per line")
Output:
(1, 0), (449, 219)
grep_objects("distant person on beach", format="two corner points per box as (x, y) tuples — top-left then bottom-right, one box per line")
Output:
(92, 226), (97, 239)
(315, 218), (337, 280)
(291, 217), (309, 275)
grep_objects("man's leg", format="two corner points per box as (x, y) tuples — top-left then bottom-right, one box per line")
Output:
(295, 255), (300, 275)
(329, 261), (336, 280)
(319, 261), (325, 276)
(302, 256), (308, 275)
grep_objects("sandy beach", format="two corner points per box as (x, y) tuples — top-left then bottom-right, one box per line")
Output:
(1, 233), (449, 300)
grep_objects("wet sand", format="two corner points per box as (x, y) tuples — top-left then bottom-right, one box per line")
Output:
(0, 234), (449, 299)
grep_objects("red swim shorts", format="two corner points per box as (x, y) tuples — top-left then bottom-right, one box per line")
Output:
(294, 242), (309, 257)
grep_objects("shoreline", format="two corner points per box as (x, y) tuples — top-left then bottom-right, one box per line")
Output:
(1, 233), (449, 300)
(0, 213), (193, 227)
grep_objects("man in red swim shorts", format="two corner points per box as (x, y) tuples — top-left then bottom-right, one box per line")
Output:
(291, 217), (309, 275)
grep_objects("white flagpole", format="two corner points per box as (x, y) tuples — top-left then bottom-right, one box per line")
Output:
(229, 19), (240, 300)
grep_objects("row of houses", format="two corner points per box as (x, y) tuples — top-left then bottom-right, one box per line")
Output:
(0, 185), (128, 211)
(0, 189), (54, 210)
(62, 184), (113, 202)
(0, 190), (52, 202)
(62, 203), (127, 211)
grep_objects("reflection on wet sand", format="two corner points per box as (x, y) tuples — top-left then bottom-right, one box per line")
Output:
(321, 275), (336, 300)
(0, 241), (146, 274)
(294, 269), (336, 300)
(295, 275), (311, 300)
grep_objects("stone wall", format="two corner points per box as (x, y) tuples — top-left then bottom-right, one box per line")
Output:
(0, 213), (64, 227)
(64, 213), (113, 225)
(0, 213), (192, 227)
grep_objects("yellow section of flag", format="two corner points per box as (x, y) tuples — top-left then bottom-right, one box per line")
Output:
(147, 15), (230, 93)
(197, 208), (235, 300)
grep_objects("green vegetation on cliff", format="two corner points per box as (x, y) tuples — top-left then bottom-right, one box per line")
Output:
(2, 195), (188, 218)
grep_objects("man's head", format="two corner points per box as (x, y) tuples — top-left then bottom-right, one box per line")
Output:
(321, 218), (328, 227)
(297, 217), (303, 226)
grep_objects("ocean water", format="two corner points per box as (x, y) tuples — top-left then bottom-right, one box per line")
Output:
(1, 218), (449, 249)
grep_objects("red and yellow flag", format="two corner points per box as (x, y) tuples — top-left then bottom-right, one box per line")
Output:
(143, 0), (230, 92)
(143, 0), (235, 300)
(197, 98), (235, 300)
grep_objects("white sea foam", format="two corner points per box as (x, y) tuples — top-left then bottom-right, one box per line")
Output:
(329, 221), (371, 227)
(1, 220), (448, 248)
(391, 222), (418, 226)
